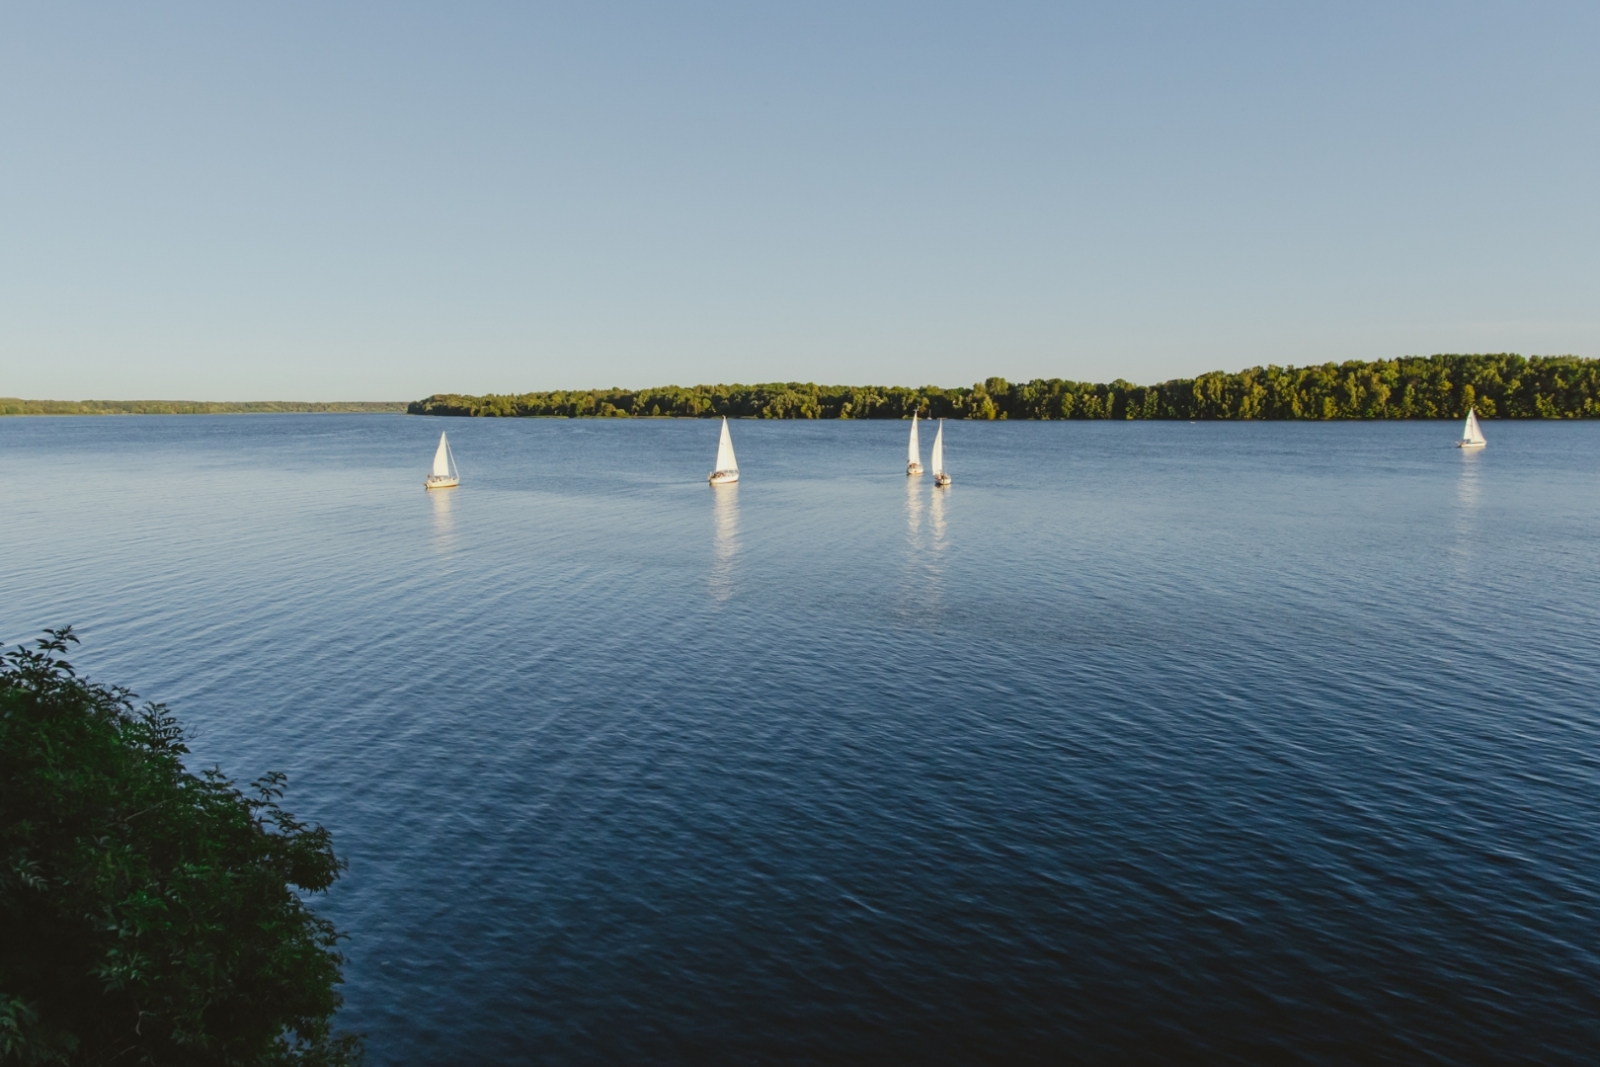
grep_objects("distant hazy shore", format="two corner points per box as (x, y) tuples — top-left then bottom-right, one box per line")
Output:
(12, 354), (1599, 420)
(409, 354), (1599, 421)
(0, 400), (408, 416)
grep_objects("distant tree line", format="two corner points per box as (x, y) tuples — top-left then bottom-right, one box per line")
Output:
(408, 354), (1600, 421)
(0, 400), (407, 416)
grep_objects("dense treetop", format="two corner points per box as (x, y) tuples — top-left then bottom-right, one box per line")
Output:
(409, 354), (1599, 420)
(0, 629), (358, 1066)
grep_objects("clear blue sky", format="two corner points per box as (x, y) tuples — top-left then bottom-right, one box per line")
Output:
(2, 1), (1596, 400)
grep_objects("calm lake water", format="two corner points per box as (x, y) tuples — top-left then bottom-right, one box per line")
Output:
(3, 415), (1598, 1064)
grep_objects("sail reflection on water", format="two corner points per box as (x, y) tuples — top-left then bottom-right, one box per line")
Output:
(429, 483), (456, 554)
(1450, 441), (1481, 579)
(1457, 449), (1482, 506)
(710, 482), (739, 602)
(897, 473), (936, 625)
(905, 474), (923, 539)
(903, 469), (947, 628)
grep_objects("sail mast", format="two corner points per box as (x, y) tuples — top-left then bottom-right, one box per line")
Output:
(908, 412), (920, 466)
(930, 420), (944, 475)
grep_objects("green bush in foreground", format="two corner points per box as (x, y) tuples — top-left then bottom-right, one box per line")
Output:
(0, 629), (358, 1066)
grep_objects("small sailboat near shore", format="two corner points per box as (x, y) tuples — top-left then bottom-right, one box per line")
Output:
(709, 417), (740, 484)
(1457, 408), (1486, 450)
(931, 419), (951, 487)
(907, 412), (924, 476)
(425, 431), (460, 489)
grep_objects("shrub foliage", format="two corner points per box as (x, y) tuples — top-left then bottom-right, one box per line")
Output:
(0, 629), (358, 1066)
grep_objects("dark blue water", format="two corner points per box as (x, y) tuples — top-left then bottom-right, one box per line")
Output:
(3, 415), (1598, 1064)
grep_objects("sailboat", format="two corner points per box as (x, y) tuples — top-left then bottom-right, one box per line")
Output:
(1457, 408), (1486, 450)
(424, 431), (460, 489)
(907, 412), (924, 476)
(708, 417), (740, 484)
(931, 419), (951, 487)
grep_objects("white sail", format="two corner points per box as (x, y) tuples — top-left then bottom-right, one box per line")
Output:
(715, 417), (738, 472)
(432, 432), (452, 477)
(1462, 409), (1486, 445)
(930, 420), (944, 475)
(908, 412), (921, 466)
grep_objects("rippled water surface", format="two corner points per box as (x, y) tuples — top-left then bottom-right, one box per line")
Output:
(3, 415), (1598, 1064)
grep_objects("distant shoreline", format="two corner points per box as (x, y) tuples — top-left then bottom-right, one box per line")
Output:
(0, 400), (408, 416)
(12, 353), (1600, 420)
(408, 354), (1599, 421)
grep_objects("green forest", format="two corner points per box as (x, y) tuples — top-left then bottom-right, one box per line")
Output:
(409, 354), (1600, 420)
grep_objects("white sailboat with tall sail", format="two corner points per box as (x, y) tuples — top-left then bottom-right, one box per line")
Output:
(424, 431), (460, 489)
(931, 419), (950, 487)
(708, 417), (740, 484)
(907, 412), (924, 476)
(1457, 408), (1486, 450)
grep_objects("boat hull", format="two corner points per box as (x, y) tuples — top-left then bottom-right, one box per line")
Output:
(907, 463), (924, 476)
(425, 476), (459, 489)
(934, 473), (951, 487)
(709, 470), (740, 484)
(1456, 442), (1485, 450)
